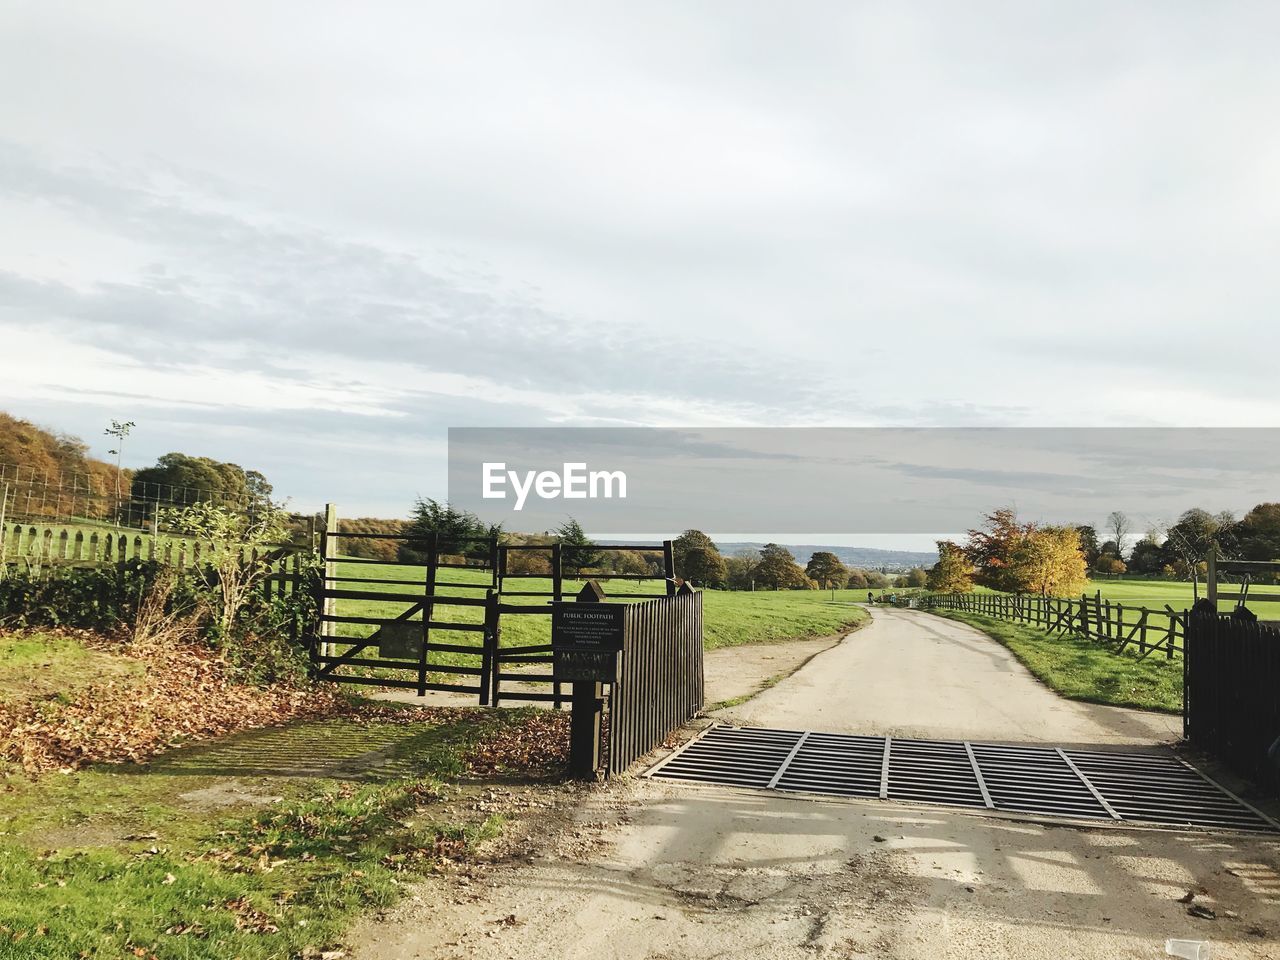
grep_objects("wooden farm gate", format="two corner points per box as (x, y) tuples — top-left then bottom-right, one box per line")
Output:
(311, 507), (499, 700)
(309, 505), (680, 712)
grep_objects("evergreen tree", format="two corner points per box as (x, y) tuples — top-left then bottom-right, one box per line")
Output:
(556, 517), (599, 573)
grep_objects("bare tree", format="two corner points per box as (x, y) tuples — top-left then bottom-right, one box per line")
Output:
(104, 419), (136, 520)
(1106, 511), (1131, 558)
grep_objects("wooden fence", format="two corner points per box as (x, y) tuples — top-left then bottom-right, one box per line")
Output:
(608, 588), (704, 775)
(1184, 604), (1280, 796)
(1, 520), (308, 597)
(919, 591), (1186, 659)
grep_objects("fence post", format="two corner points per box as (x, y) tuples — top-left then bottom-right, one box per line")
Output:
(663, 539), (677, 596)
(480, 590), (497, 706)
(419, 530), (438, 697)
(319, 504), (338, 659)
(568, 585), (606, 780)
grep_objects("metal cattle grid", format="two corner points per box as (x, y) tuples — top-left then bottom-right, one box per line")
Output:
(648, 725), (1279, 833)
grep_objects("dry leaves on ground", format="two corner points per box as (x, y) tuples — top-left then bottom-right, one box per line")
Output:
(0, 631), (346, 774)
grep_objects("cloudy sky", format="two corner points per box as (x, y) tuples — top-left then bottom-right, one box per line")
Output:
(2, 2), (1278, 530)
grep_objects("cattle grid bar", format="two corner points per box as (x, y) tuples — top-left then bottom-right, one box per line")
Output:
(649, 725), (1280, 834)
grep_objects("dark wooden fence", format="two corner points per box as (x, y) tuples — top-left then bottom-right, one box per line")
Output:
(608, 588), (704, 775)
(1185, 605), (1280, 796)
(919, 591), (1185, 658)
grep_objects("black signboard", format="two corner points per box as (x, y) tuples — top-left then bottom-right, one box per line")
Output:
(378, 620), (423, 660)
(552, 601), (625, 683)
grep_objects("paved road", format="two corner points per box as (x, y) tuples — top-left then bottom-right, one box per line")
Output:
(720, 606), (1181, 745)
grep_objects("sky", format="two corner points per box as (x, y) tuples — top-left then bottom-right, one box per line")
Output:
(2, 2), (1278, 544)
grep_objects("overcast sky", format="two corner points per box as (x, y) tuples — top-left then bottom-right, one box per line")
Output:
(2, 2), (1278, 536)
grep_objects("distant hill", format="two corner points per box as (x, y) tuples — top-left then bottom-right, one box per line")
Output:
(714, 541), (938, 571)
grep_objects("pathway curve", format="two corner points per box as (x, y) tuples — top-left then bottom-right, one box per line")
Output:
(719, 606), (1181, 745)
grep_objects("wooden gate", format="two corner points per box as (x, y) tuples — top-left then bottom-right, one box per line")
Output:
(311, 507), (499, 701)
(308, 505), (686, 727)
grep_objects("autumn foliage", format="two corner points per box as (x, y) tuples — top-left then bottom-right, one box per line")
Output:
(960, 508), (1087, 596)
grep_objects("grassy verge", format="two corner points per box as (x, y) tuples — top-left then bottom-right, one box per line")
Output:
(930, 609), (1183, 713)
(0, 705), (565, 959)
(701, 592), (868, 650)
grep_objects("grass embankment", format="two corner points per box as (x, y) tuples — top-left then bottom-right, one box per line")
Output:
(0, 632), (567, 959)
(929, 608), (1182, 713)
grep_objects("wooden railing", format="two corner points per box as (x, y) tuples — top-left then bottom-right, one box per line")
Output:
(918, 591), (1186, 659)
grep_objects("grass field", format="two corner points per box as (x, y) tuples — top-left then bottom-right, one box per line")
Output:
(931, 608), (1183, 713)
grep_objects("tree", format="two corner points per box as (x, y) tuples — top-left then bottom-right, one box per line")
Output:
(611, 550), (654, 576)
(725, 547), (760, 590)
(1075, 525), (1101, 567)
(845, 568), (869, 589)
(1009, 526), (1087, 596)
(0, 413), (119, 520)
(927, 541), (974, 593)
(339, 517), (407, 562)
(805, 551), (848, 588)
(1128, 534), (1165, 574)
(754, 543), (813, 589)
(103, 419), (135, 514)
(555, 517), (599, 573)
(682, 547), (727, 586)
(1095, 555), (1127, 575)
(1236, 503), (1280, 562)
(964, 507), (1034, 592)
(1106, 511), (1131, 559)
(905, 567), (929, 588)
(672, 530), (719, 576)
(864, 570), (889, 589)
(401, 498), (496, 563)
(131, 452), (273, 518)
(1161, 508), (1236, 597)
(161, 499), (289, 641)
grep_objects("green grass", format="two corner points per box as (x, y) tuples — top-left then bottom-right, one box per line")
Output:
(0, 633), (144, 700)
(931, 608), (1183, 713)
(0, 707), (532, 959)
(701, 590), (868, 649)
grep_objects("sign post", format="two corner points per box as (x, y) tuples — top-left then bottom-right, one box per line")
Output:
(552, 581), (624, 779)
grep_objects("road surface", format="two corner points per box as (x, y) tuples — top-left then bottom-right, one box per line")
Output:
(720, 606), (1181, 744)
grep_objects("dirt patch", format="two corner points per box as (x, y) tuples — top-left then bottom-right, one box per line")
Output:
(177, 778), (284, 812)
(704, 631), (848, 708)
